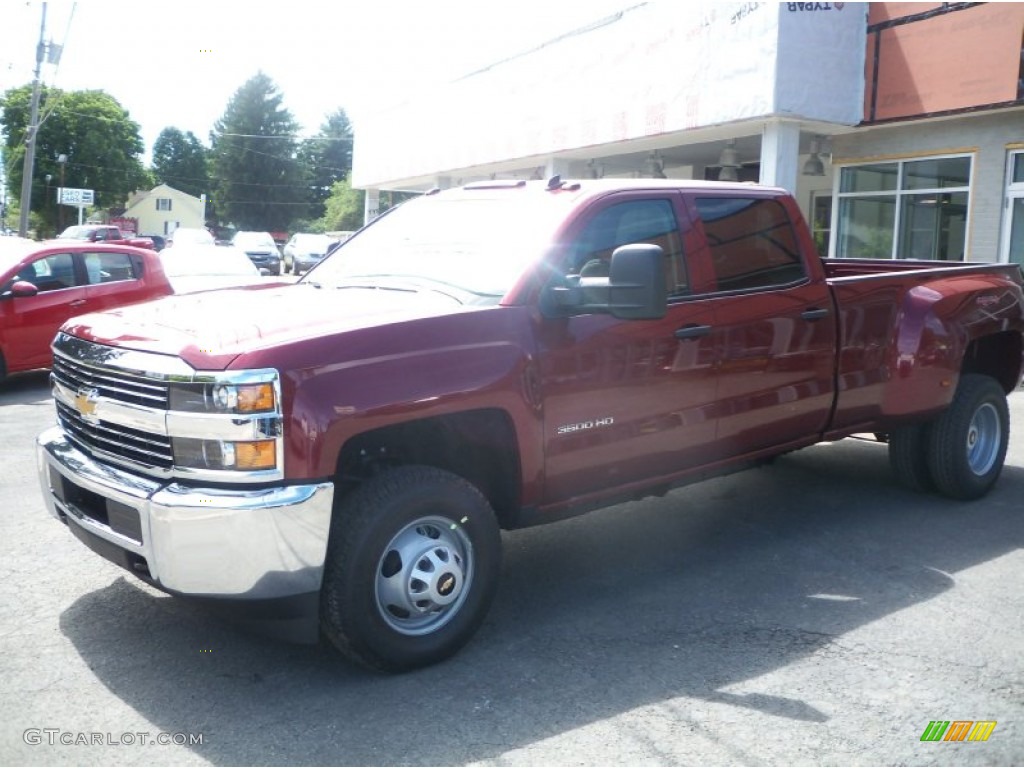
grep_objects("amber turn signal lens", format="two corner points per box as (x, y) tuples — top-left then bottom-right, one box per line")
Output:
(234, 440), (277, 470)
(237, 383), (275, 412)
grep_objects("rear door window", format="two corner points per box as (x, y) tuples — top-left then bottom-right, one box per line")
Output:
(695, 197), (806, 292)
(84, 251), (138, 284)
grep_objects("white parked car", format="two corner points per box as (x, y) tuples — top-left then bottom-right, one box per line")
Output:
(166, 227), (215, 248)
(158, 243), (268, 294)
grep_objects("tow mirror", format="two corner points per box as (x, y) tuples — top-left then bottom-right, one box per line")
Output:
(544, 243), (667, 320)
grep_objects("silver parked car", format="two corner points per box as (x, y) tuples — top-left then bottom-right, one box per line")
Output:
(283, 233), (335, 275)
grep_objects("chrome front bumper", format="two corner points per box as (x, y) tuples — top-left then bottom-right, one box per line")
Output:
(36, 426), (335, 600)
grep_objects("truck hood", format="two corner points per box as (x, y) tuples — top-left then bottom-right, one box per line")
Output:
(61, 282), (473, 369)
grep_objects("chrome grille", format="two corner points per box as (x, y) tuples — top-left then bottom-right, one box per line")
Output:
(52, 354), (169, 409)
(55, 400), (173, 469)
(49, 332), (285, 484)
(51, 335), (178, 473)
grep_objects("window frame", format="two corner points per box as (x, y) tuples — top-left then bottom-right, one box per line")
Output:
(810, 191), (833, 259)
(155, 198), (173, 212)
(1000, 148), (1024, 265)
(833, 152), (974, 260)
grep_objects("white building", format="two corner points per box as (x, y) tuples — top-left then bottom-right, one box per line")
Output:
(352, 1), (1024, 265)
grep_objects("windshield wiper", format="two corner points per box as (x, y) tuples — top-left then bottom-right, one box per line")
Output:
(304, 280), (413, 293)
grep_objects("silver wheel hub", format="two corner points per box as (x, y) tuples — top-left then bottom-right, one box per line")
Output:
(966, 402), (1000, 476)
(375, 517), (473, 636)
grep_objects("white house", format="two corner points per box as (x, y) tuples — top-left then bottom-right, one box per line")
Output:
(122, 183), (205, 236)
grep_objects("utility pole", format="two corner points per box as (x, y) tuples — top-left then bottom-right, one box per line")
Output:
(17, 2), (48, 238)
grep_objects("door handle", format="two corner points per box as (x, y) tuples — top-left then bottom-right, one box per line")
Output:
(801, 308), (829, 321)
(69, 299), (86, 307)
(674, 324), (711, 340)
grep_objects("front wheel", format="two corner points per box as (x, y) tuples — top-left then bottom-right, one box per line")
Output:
(926, 374), (1010, 500)
(320, 465), (501, 672)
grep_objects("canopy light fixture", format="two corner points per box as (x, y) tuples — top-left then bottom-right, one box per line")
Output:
(803, 136), (827, 176)
(643, 151), (667, 179)
(718, 140), (740, 181)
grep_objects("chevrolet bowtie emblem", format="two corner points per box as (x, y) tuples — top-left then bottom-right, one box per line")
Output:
(75, 387), (100, 421)
(438, 574), (456, 596)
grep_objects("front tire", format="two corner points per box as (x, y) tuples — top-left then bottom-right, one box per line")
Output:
(926, 374), (1009, 500)
(320, 466), (501, 672)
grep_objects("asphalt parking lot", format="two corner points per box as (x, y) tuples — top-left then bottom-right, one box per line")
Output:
(1, 370), (1021, 766)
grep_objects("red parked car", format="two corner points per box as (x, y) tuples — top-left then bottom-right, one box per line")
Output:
(0, 238), (173, 383)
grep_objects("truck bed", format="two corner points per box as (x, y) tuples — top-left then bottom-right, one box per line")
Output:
(822, 257), (1024, 436)
(822, 257), (1023, 282)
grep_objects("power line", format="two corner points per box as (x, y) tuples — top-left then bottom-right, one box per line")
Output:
(213, 131), (352, 142)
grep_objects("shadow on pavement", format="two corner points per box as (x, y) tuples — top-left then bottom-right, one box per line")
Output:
(0, 369), (52, 405)
(59, 435), (1024, 765)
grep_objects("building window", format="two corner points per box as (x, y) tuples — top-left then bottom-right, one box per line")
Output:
(835, 155), (972, 260)
(1003, 150), (1024, 266)
(810, 192), (832, 258)
(156, 198), (172, 211)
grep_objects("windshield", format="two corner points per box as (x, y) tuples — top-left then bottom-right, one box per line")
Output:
(294, 234), (332, 252)
(234, 232), (276, 249)
(306, 193), (566, 301)
(160, 245), (258, 277)
(57, 226), (93, 240)
(170, 228), (215, 246)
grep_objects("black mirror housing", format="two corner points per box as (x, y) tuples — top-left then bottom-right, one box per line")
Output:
(607, 244), (666, 320)
(543, 244), (667, 320)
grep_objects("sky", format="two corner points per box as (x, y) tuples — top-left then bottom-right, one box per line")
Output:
(2, 0), (636, 162)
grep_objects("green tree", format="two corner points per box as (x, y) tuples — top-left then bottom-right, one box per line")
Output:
(1, 85), (150, 236)
(210, 72), (306, 231)
(320, 178), (418, 232)
(321, 176), (365, 231)
(298, 108), (354, 220)
(152, 127), (209, 199)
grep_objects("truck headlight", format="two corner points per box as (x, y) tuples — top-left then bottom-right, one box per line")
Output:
(173, 438), (277, 471)
(170, 381), (276, 414)
(167, 371), (281, 476)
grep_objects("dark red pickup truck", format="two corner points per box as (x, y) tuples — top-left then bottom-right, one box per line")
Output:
(57, 224), (155, 250)
(36, 179), (1024, 671)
